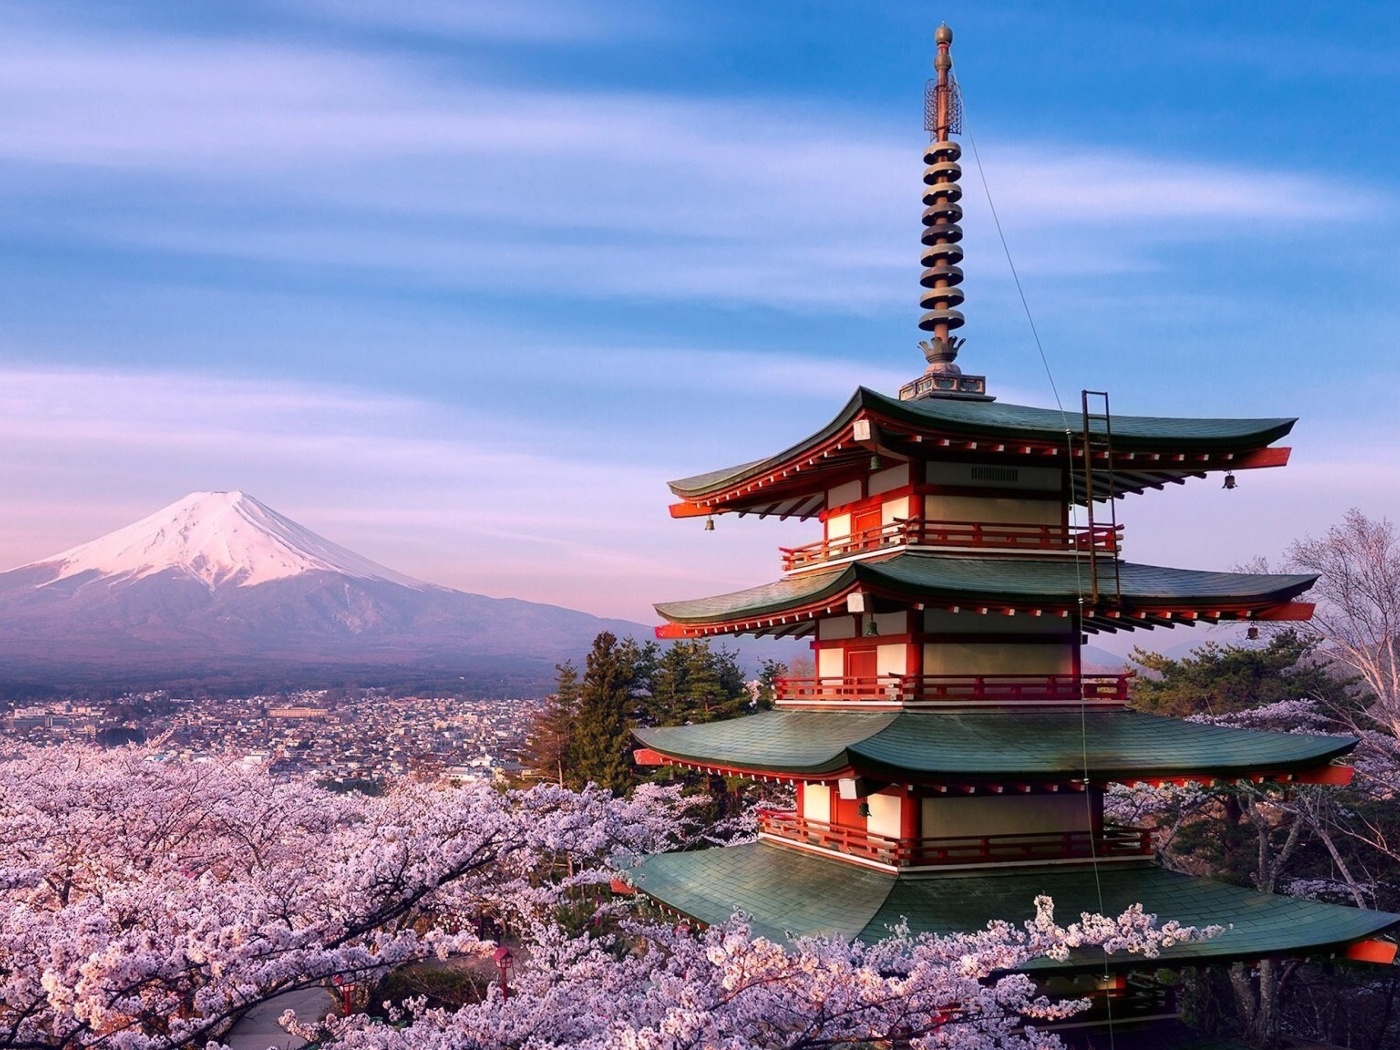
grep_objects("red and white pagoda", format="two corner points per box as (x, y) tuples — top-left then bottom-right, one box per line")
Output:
(629, 22), (1399, 1040)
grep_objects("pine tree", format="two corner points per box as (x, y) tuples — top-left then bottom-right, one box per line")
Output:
(523, 662), (580, 787)
(753, 658), (787, 710)
(1129, 629), (1359, 719)
(572, 632), (644, 795)
(645, 642), (691, 726)
(684, 642), (748, 722)
(643, 641), (752, 725)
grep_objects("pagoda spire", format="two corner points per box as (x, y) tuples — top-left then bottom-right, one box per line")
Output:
(902, 23), (989, 401)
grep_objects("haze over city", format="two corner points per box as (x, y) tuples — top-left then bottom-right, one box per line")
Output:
(0, 0), (1395, 647)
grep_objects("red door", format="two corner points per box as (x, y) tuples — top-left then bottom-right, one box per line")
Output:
(832, 794), (866, 830)
(852, 506), (883, 547)
(846, 647), (878, 699)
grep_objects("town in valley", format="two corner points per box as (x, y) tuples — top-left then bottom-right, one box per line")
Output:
(3, 690), (541, 787)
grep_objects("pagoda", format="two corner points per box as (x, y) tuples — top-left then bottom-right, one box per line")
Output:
(628, 22), (1400, 1036)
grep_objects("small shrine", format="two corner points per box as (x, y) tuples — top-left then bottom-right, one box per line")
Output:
(628, 23), (1400, 1041)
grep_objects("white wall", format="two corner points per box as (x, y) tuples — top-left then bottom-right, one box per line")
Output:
(866, 791), (902, 839)
(817, 616), (857, 640)
(923, 642), (1073, 675)
(921, 795), (1092, 837)
(924, 493), (1060, 526)
(827, 480), (863, 509)
(868, 464), (910, 496)
(803, 782), (831, 824)
(926, 462), (1063, 492)
(870, 611), (907, 636)
(882, 496), (910, 524)
(923, 610), (1074, 635)
(817, 647), (844, 678)
(876, 644), (907, 676)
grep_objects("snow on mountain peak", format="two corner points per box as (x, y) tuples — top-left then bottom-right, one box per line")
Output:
(32, 491), (427, 591)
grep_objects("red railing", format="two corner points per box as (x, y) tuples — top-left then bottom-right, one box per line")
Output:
(781, 518), (1121, 571)
(776, 673), (1132, 705)
(756, 810), (1152, 867)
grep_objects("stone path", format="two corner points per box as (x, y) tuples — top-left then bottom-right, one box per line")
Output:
(223, 986), (337, 1050)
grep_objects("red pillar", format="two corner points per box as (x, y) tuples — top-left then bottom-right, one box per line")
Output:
(900, 785), (919, 841)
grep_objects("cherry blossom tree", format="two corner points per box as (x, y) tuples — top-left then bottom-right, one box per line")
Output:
(289, 901), (1211, 1050)
(1106, 699), (1397, 1046)
(1285, 508), (1400, 735)
(0, 744), (1213, 1050)
(0, 745), (687, 1049)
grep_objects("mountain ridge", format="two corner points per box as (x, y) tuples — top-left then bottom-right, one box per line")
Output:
(0, 492), (666, 694)
(24, 490), (428, 591)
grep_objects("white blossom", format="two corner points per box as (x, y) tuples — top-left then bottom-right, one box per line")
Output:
(0, 745), (1214, 1050)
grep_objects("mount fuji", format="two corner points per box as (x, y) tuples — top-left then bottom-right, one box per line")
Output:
(0, 492), (653, 693)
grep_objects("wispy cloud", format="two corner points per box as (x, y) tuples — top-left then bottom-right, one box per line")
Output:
(967, 143), (1378, 225)
(293, 0), (662, 44)
(0, 22), (1382, 314)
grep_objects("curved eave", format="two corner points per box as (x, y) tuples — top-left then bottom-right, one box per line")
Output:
(630, 843), (1400, 963)
(667, 388), (1296, 518)
(632, 709), (1356, 784)
(653, 554), (1318, 637)
(669, 389), (867, 500)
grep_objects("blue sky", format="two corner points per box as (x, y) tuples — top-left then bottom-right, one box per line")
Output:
(0, 1), (1397, 647)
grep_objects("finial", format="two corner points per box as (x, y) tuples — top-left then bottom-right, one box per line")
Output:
(900, 23), (989, 402)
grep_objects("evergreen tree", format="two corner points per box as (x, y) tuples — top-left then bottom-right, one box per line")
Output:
(1129, 629), (1359, 719)
(643, 641), (749, 725)
(645, 642), (691, 727)
(542, 635), (768, 799)
(523, 662), (580, 787)
(572, 632), (645, 795)
(637, 640), (772, 828)
(753, 658), (787, 710)
(696, 644), (748, 722)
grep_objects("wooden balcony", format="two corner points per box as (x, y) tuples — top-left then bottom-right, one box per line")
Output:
(776, 673), (1133, 706)
(781, 518), (1121, 571)
(757, 810), (1152, 868)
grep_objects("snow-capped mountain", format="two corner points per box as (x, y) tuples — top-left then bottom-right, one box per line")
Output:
(33, 491), (424, 591)
(0, 492), (652, 692)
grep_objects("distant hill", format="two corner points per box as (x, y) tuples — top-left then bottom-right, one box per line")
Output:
(0, 491), (732, 696)
(1081, 644), (1131, 673)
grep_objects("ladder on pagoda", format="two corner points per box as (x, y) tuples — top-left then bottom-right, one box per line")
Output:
(1080, 390), (1122, 606)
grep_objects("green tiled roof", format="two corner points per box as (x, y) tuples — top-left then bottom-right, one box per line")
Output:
(633, 709), (1355, 780)
(656, 564), (847, 624)
(653, 554), (1316, 626)
(669, 388), (1296, 498)
(630, 842), (1399, 968)
(635, 842), (893, 942)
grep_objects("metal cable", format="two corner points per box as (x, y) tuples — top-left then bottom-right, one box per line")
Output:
(963, 110), (1119, 1044)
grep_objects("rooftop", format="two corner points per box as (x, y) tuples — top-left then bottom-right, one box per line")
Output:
(630, 842), (1399, 968)
(633, 708), (1355, 783)
(654, 553), (1317, 637)
(667, 388), (1295, 519)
